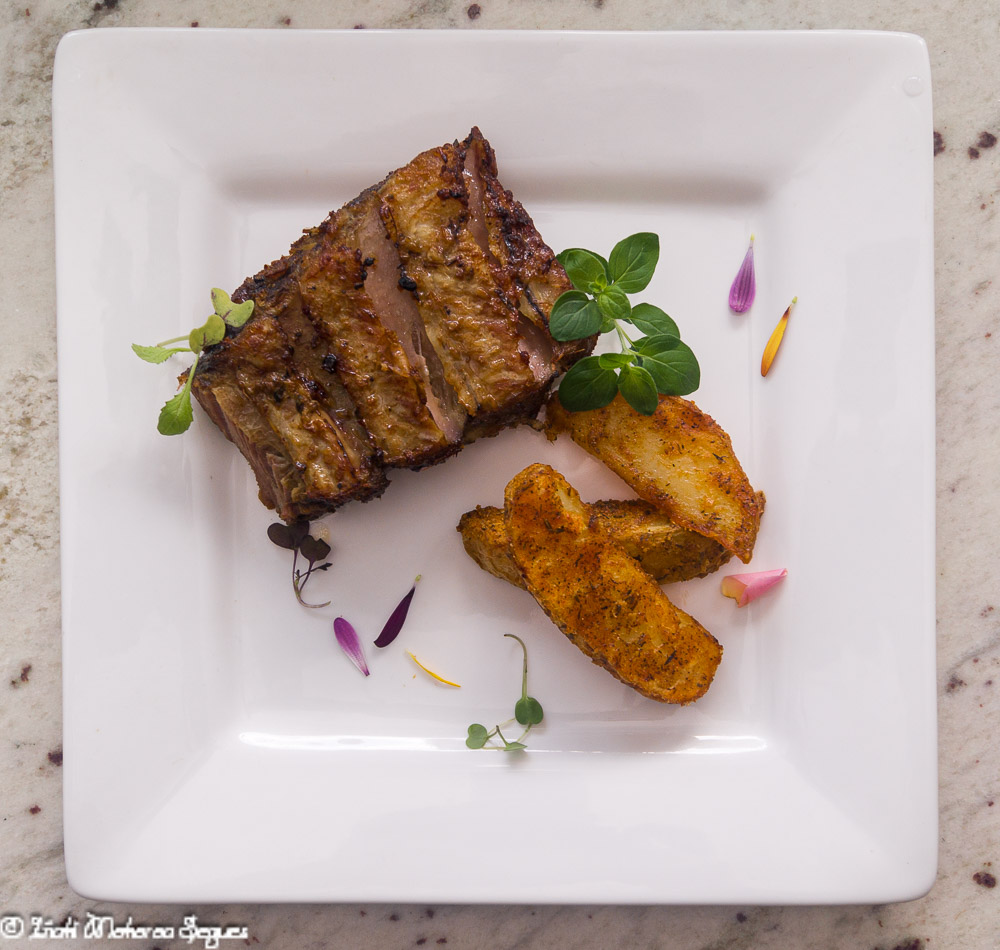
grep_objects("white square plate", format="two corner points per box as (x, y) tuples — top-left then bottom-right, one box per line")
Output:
(54, 28), (936, 903)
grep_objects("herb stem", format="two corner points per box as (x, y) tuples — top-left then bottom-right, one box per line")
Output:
(613, 321), (635, 351)
(504, 633), (529, 701)
(155, 334), (192, 348)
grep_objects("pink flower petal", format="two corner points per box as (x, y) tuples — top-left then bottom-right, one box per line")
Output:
(333, 617), (370, 675)
(720, 568), (787, 607)
(728, 236), (756, 313)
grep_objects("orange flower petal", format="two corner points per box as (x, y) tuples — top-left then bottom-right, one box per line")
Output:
(761, 296), (797, 376)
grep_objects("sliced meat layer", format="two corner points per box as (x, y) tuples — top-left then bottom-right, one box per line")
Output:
(193, 308), (387, 521)
(461, 128), (592, 372)
(326, 188), (468, 444)
(380, 142), (541, 420)
(295, 237), (458, 468)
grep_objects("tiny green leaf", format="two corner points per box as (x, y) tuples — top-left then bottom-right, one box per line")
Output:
(549, 291), (603, 341)
(189, 313), (226, 353)
(211, 288), (255, 328)
(608, 232), (659, 293)
(557, 248), (608, 292)
(596, 285), (631, 322)
(634, 335), (701, 395)
(131, 343), (189, 364)
(156, 372), (195, 435)
(617, 364), (659, 415)
(466, 724), (490, 749)
(627, 302), (679, 339)
(494, 727), (527, 752)
(598, 351), (635, 370)
(557, 356), (619, 412)
(514, 696), (544, 726)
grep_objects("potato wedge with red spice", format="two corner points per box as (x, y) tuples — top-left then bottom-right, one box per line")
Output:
(504, 463), (722, 705)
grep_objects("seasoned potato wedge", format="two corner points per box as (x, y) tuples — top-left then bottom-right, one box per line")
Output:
(459, 499), (733, 589)
(504, 464), (722, 704)
(546, 393), (764, 563)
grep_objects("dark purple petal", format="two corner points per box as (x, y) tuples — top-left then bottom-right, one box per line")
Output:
(333, 617), (370, 676)
(728, 236), (756, 313)
(374, 576), (420, 648)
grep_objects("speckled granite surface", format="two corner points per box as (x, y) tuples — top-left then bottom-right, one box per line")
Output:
(2, 0), (999, 947)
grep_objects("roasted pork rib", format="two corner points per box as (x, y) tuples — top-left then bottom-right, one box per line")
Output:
(192, 129), (593, 521)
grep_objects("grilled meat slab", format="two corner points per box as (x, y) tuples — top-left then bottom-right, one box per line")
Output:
(192, 129), (594, 521)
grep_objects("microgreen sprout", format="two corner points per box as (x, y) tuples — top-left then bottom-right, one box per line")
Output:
(132, 288), (254, 435)
(551, 233), (700, 415)
(266, 521), (333, 608)
(465, 633), (544, 752)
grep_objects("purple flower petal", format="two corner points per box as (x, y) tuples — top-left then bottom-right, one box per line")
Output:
(728, 236), (756, 313)
(333, 617), (370, 676)
(374, 575), (420, 648)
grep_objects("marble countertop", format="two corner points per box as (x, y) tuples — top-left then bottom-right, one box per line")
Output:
(2, 1), (998, 947)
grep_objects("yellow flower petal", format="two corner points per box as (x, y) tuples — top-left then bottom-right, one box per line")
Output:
(761, 296), (797, 377)
(407, 651), (461, 687)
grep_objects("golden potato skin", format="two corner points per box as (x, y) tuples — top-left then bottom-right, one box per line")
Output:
(546, 393), (764, 563)
(504, 464), (722, 705)
(458, 499), (733, 589)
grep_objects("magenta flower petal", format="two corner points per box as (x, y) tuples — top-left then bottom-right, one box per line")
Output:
(333, 617), (370, 676)
(728, 236), (756, 313)
(374, 575), (420, 648)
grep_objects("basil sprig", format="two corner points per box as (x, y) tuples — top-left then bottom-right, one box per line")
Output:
(551, 233), (699, 415)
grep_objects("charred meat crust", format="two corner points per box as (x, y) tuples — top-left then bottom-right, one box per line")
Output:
(191, 129), (596, 521)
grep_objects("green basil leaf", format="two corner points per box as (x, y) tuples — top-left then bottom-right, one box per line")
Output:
(608, 232), (659, 293)
(599, 314), (617, 333)
(627, 302), (679, 338)
(549, 291), (603, 341)
(596, 284), (631, 321)
(157, 377), (195, 435)
(598, 351), (635, 370)
(557, 356), (619, 412)
(617, 364), (659, 415)
(557, 248), (609, 292)
(131, 343), (188, 364)
(634, 336), (701, 395)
